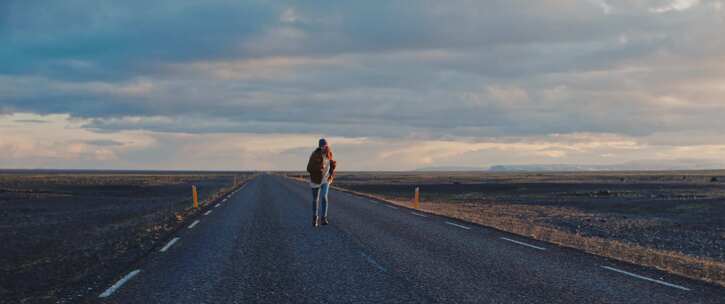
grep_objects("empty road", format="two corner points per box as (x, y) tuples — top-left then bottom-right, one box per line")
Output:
(98, 174), (724, 303)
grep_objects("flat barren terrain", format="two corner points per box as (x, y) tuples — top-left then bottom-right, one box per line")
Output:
(0, 170), (251, 303)
(290, 170), (725, 286)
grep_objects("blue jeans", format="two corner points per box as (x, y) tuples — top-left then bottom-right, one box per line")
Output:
(312, 183), (329, 218)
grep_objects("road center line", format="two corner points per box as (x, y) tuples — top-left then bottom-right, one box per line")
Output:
(204, 210), (212, 216)
(98, 269), (141, 298)
(445, 221), (471, 230)
(360, 252), (387, 272)
(160, 237), (180, 252)
(411, 212), (428, 218)
(385, 205), (399, 209)
(500, 237), (546, 251)
(601, 266), (690, 291)
(188, 220), (200, 229)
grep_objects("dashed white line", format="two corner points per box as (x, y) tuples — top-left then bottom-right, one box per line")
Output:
(188, 220), (200, 229)
(215, 203), (221, 208)
(360, 252), (387, 272)
(222, 199), (227, 202)
(411, 212), (428, 218)
(204, 210), (212, 216)
(445, 221), (471, 230)
(385, 205), (399, 209)
(500, 237), (546, 251)
(601, 266), (690, 291)
(159, 237), (180, 252)
(98, 269), (140, 298)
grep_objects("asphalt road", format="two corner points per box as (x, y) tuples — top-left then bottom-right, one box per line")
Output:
(97, 174), (724, 303)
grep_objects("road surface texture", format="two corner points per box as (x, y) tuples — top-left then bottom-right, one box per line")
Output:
(98, 174), (724, 303)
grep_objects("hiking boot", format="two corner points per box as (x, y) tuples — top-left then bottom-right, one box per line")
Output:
(313, 216), (319, 227)
(321, 217), (329, 225)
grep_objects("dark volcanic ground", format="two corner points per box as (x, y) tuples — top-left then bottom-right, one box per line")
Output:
(0, 172), (249, 303)
(327, 171), (725, 262)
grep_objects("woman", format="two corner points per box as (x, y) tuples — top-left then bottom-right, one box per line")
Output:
(306, 138), (337, 227)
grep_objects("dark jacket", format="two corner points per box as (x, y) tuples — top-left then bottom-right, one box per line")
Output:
(307, 148), (337, 185)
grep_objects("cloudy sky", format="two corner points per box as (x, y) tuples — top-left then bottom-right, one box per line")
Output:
(1, 0), (725, 170)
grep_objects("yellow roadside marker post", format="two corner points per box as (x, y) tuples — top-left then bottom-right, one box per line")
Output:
(413, 187), (420, 209)
(192, 185), (199, 209)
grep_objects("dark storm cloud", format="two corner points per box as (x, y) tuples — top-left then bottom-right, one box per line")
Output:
(1, 0), (725, 140)
(1, 0), (278, 79)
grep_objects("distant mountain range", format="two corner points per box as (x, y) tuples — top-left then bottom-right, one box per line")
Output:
(415, 166), (488, 171)
(417, 160), (725, 172)
(488, 164), (626, 172)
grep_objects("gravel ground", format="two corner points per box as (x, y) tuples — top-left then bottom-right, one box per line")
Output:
(0, 171), (251, 303)
(328, 171), (725, 263)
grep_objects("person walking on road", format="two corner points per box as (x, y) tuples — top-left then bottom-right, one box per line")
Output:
(307, 138), (337, 227)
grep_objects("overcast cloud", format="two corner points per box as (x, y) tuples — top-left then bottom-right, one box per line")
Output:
(1, 0), (725, 170)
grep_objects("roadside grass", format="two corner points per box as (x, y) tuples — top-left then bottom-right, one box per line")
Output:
(429, 202), (725, 288)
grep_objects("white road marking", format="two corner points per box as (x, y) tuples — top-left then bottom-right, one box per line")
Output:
(222, 198), (227, 202)
(204, 210), (212, 216)
(411, 212), (428, 218)
(160, 237), (180, 252)
(445, 221), (471, 230)
(385, 205), (399, 209)
(500, 237), (546, 251)
(215, 203), (221, 208)
(601, 266), (690, 291)
(98, 269), (141, 298)
(360, 252), (387, 272)
(188, 220), (200, 229)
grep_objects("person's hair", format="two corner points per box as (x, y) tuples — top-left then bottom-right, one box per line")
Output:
(321, 145), (333, 159)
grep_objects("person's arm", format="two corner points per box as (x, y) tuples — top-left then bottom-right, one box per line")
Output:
(328, 159), (337, 183)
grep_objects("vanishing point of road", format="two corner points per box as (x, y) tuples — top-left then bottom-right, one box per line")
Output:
(97, 174), (724, 303)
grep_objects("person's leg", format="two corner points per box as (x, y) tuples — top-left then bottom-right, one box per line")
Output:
(311, 187), (320, 226)
(320, 183), (329, 220)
